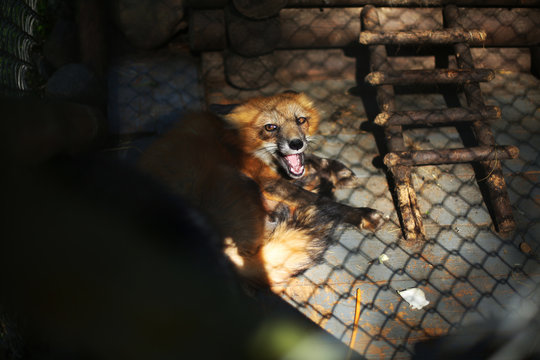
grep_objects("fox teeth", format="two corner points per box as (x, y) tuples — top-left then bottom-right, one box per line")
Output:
(284, 154), (304, 176)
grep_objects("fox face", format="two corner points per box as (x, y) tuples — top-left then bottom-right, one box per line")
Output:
(221, 92), (320, 179)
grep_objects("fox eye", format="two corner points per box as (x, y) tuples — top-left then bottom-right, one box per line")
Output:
(264, 124), (278, 132)
(296, 117), (308, 125)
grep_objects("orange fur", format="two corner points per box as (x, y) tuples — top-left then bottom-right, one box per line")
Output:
(139, 93), (382, 289)
(223, 92), (320, 182)
(227, 223), (319, 286)
(139, 113), (267, 257)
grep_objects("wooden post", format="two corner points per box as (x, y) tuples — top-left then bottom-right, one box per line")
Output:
(362, 5), (426, 242)
(444, 4), (517, 233)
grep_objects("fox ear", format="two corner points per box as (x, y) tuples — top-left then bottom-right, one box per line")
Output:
(209, 103), (240, 116)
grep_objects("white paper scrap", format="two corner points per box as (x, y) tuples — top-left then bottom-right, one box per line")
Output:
(397, 288), (430, 310)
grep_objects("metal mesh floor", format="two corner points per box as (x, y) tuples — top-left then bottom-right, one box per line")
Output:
(202, 69), (540, 358)
(107, 45), (540, 358)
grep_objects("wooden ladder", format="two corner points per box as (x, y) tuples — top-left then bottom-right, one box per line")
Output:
(360, 4), (519, 242)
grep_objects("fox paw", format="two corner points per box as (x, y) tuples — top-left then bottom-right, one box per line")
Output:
(334, 168), (361, 190)
(358, 208), (386, 232)
(323, 158), (361, 189)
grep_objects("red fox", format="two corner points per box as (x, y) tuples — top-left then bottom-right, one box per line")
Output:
(139, 92), (384, 289)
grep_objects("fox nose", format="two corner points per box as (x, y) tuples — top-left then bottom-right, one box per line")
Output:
(289, 139), (304, 151)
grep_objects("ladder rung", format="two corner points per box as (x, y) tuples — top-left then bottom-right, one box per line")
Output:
(365, 69), (495, 86)
(359, 28), (487, 45)
(384, 145), (519, 167)
(375, 106), (501, 126)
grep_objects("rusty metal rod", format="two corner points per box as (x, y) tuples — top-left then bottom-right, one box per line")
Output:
(360, 29), (486, 45)
(445, 4), (516, 233)
(362, 5), (426, 242)
(365, 69), (495, 86)
(374, 106), (501, 126)
(384, 145), (519, 167)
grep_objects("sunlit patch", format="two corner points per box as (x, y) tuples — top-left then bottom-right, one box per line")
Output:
(223, 237), (244, 268)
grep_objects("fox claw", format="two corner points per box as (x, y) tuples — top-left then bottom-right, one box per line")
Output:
(334, 166), (362, 189)
(359, 208), (386, 232)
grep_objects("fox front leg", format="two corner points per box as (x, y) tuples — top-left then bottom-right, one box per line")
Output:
(296, 155), (362, 197)
(262, 179), (385, 232)
(339, 204), (385, 231)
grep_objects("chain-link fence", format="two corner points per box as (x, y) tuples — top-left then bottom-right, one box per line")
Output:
(107, 50), (204, 136)
(0, 0), (41, 96)
(4, 2), (535, 359)
(274, 71), (540, 357)
(189, 4), (540, 358)
(112, 53), (539, 358)
(106, 4), (540, 358)
(192, 70), (538, 357)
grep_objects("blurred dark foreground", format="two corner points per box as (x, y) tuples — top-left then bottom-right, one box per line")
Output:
(0, 97), (356, 360)
(3, 97), (538, 360)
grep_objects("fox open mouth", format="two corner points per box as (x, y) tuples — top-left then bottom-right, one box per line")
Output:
(278, 152), (305, 178)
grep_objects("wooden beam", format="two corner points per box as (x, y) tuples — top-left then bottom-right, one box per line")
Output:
(360, 29), (486, 45)
(384, 145), (519, 167)
(365, 69), (495, 86)
(374, 106), (501, 126)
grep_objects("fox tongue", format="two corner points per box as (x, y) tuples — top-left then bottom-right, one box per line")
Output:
(284, 154), (303, 175)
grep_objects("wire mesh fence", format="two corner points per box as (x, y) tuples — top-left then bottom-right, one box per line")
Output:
(198, 71), (538, 357)
(192, 4), (540, 358)
(273, 71), (540, 357)
(2, 2), (537, 359)
(107, 4), (540, 356)
(0, 0), (41, 96)
(107, 50), (204, 136)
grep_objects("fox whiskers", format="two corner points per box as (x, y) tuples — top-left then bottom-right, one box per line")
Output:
(254, 143), (278, 157)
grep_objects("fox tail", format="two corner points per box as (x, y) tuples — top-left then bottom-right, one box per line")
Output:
(224, 204), (342, 288)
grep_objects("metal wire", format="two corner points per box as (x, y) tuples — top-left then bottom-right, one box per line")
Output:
(0, 0), (40, 96)
(28, 3), (540, 359)
(195, 6), (540, 358)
